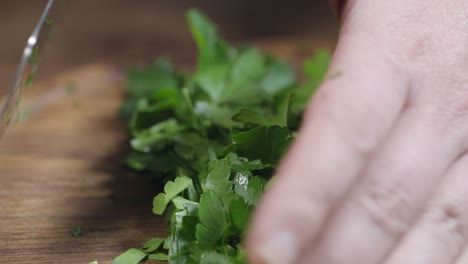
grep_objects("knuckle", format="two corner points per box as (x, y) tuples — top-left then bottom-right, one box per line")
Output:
(306, 87), (383, 156)
(423, 200), (468, 244)
(419, 78), (468, 142)
(353, 178), (413, 237)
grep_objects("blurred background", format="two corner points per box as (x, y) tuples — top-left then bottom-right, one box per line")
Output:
(0, 0), (338, 91)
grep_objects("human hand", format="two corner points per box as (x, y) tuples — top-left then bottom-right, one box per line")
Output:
(247, 0), (468, 263)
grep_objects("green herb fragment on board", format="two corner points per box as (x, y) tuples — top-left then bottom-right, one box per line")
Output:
(72, 226), (83, 238)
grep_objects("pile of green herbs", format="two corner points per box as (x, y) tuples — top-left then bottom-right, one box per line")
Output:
(113, 9), (330, 264)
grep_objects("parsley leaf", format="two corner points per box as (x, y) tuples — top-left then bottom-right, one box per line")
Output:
(153, 176), (193, 215)
(200, 159), (233, 197)
(196, 191), (228, 250)
(148, 253), (169, 261)
(112, 248), (147, 264)
(232, 126), (291, 165)
(229, 195), (251, 232)
(142, 237), (165, 253)
(131, 119), (185, 153)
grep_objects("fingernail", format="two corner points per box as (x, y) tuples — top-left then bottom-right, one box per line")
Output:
(257, 230), (298, 264)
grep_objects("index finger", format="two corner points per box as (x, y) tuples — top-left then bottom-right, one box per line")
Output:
(246, 21), (409, 264)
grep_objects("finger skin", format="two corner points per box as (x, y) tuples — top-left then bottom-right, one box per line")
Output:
(246, 13), (409, 264)
(302, 0), (468, 262)
(249, 0), (468, 263)
(385, 154), (468, 264)
(301, 107), (463, 264)
(455, 247), (468, 264)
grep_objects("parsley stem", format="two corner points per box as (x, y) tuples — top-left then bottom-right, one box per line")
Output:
(169, 149), (203, 195)
(182, 86), (208, 137)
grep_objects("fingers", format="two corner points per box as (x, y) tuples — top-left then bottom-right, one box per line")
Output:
(455, 246), (468, 264)
(246, 25), (409, 264)
(384, 154), (468, 264)
(302, 108), (464, 264)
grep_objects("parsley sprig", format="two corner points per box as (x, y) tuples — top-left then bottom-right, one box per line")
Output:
(113, 9), (330, 264)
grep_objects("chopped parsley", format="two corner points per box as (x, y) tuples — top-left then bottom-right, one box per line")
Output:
(72, 226), (83, 238)
(113, 9), (330, 264)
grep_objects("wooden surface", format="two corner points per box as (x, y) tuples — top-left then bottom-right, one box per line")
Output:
(0, 40), (333, 263)
(0, 64), (167, 263)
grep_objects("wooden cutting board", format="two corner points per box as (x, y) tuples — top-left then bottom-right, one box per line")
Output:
(0, 40), (332, 264)
(0, 64), (167, 264)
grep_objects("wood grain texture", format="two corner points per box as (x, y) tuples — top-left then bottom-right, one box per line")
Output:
(0, 39), (330, 263)
(0, 64), (166, 263)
